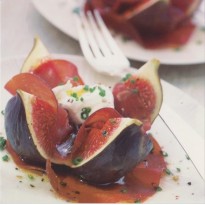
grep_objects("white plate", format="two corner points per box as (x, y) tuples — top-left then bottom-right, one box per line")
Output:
(0, 55), (204, 203)
(32, 0), (205, 65)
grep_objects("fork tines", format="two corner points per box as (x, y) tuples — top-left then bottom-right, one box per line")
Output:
(75, 9), (130, 75)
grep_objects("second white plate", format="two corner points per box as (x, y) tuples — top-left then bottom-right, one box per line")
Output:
(32, 0), (205, 65)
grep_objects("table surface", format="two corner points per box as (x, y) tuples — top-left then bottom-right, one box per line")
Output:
(1, 0), (205, 106)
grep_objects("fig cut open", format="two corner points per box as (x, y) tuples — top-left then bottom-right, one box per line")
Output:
(5, 90), (71, 166)
(69, 108), (153, 184)
(113, 59), (162, 124)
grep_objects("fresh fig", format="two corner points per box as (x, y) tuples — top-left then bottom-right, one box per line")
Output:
(21, 37), (50, 72)
(69, 108), (153, 184)
(5, 90), (72, 166)
(113, 59), (162, 123)
(18, 90), (72, 164)
(5, 94), (45, 166)
(4, 73), (58, 110)
(32, 59), (84, 88)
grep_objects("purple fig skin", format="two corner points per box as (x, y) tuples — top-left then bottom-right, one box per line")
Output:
(4, 94), (45, 166)
(73, 124), (153, 185)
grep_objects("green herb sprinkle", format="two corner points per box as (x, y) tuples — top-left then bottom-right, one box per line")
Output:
(83, 85), (89, 91)
(73, 76), (79, 82)
(81, 107), (91, 120)
(2, 155), (9, 162)
(72, 157), (83, 165)
(0, 137), (6, 150)
(98, 87), (106, 97)
(122, 73), (132, 82)
(165, 168), (172, 175)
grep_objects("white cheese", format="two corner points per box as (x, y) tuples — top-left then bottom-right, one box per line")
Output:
(53, 81), (114, 124)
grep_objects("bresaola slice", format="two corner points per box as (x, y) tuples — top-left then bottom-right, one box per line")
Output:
(4, 73), (57, 110)
(32, 59), (84, 88)
(20, 37), (84, 88)
(46, 136), (166, 203)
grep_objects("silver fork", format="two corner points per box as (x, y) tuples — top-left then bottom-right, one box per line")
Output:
(75, 10), (130, 76)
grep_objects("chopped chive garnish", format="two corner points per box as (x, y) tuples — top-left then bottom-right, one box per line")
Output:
(98, 87), (106, 97)
(60, 181), (67, 187)
(89, 87), (96, 93)
(186, 154), (190, 160)
(80, 97), (84, 102)
(155, 186), (162, 192)
(0, 137), (6, 150)
(81, 107), (91, 120)
(176, 168), (181, 172)
(130, 79), (136, 84)
(160, 151), (168, 157)
(73, 76), (79, 82)
(165, 168), (172, 175)
(122, 73), (132, 82)
(176, 168), (180, 172)
(71, 92), (78, 100)
(83, 85), (89, 91)
(28, 174), (34, 180)
(72, 7), (80, 15)
(102, 130), (108, 137)
(72, 157), (83, 165)
(2, 155), (9, 162)
(30, 184), (35, 188)
(1, 110), (4, 115)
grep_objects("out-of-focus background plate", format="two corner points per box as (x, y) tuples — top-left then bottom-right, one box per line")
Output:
(0, 55), (204, 203)
(31, 0), (205, 65)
